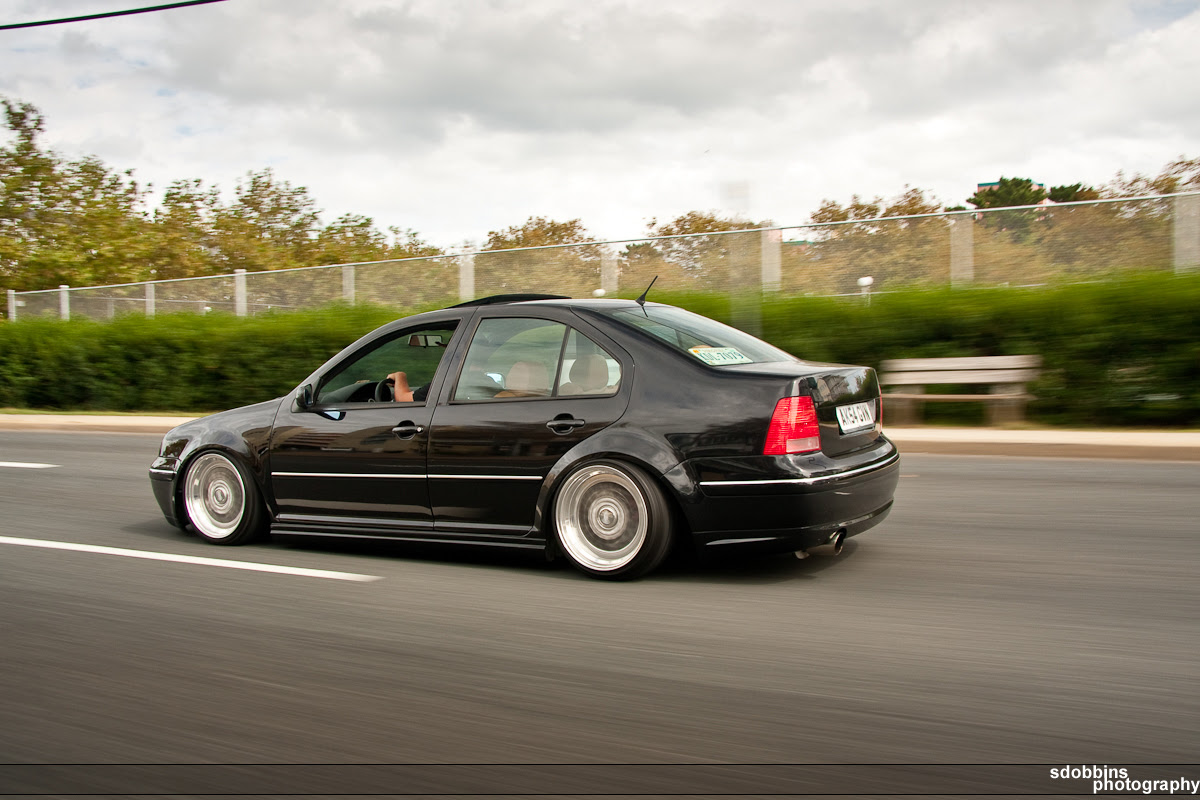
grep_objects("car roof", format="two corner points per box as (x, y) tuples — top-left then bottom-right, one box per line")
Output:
(448, 294), (569, 307)
(447, 294), (648, 311)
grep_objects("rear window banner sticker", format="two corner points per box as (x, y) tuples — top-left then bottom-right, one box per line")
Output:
(688, 346), (753, 366)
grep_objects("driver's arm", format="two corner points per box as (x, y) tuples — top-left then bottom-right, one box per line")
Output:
(387, 371), (415, 402)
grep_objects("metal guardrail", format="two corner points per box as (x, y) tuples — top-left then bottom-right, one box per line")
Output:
(7, 192), (1199, 323)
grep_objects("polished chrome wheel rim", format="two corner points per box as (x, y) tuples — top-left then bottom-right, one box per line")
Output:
(183, 453), (246, 539)
(555, 465), (648, 571)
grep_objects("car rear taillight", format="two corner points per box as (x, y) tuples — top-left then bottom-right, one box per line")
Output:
(764, 395), (821, 455)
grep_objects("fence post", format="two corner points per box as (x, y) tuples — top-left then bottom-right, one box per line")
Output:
(729, 230), (763, 337)
(145, 283), (155, 317)
(950, 214), (975, 286)
(6, 289), (15, 322)
(342, 264), (356, 303)
(1174, 194), (1200, 274)
(600, 250), (619, 295)
(761, 228), (782, 293)
(458, 253), (475, 302)
(58, 285), (70, 320)
(234, 269), (247, 316)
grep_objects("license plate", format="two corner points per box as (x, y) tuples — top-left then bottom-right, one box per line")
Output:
(835, 401), (876, 434)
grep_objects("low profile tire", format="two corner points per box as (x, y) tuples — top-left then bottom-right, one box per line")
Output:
(181, 451), (267, 545)
(553, 460), (673, 580)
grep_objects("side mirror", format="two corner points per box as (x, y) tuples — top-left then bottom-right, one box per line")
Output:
(293, 383), (314, 411)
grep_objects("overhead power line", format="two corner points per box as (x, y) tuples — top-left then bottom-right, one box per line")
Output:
(0, 0), (228, 31)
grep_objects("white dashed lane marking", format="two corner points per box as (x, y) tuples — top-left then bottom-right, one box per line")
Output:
(0, 536), (382, 582)
(0, 461), (60, 469)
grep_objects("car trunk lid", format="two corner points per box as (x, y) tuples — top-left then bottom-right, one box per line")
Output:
(722, 361), (884, 458)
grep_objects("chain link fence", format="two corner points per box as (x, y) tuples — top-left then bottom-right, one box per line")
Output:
(8, 192), (1199, 324)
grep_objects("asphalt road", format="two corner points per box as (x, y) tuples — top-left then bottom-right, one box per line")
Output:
(1, 431), (1197, 793)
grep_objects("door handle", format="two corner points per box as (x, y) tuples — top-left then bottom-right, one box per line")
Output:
(546, 417), (586, 434)
(391, 423), (425, 439)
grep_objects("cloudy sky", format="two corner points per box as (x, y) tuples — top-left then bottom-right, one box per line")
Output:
(2, 0), (1198, 247)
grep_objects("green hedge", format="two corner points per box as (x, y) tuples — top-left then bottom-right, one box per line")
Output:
(0, 304), (398, 413)
(2, 275), (1198, 426)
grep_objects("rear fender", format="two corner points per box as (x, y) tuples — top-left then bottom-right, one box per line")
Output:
(533, 425), (697, 537)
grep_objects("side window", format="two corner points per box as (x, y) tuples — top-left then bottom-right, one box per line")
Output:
(454, 318), (566, 401)
(453, 318), (621, 402)
(316, 324), (457, 404)
(557, 329), (621, 396)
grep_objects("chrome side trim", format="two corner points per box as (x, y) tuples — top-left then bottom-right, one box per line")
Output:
(271, 472), (425, 479)
(271, 472), (543, 481)
(427, 474), (543, 481)
(148, 468), (176, 476)
(700, 452), (900, 488)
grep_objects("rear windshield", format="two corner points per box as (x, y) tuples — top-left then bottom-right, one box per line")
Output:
(602, 305), (796, 366)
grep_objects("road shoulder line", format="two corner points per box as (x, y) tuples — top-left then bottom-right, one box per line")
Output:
(0, 535), (381, 582)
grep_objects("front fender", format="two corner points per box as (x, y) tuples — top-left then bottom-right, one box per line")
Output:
(150, 398), (283, 525)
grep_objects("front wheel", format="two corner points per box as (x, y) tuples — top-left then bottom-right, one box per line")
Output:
(552, 460), (673, 580)
(182, 451), (267, 545)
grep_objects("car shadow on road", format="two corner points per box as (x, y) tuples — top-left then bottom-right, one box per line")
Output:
(270, 533), (552, 572)
(653, 539), (861, 585)
(122, 519), (195, 544)
(136, 517), (859, 585)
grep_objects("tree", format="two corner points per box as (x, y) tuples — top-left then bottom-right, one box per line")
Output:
(209, 169), (322, 273)
(313, 213), (396, 266)
(796, 187), (948, 292)
(478, 217), (600, 296)
(1, 99), (64, 292)
(53, 157), (155, 286)
(810, 195), (883, 226)
(645, 210), (763, 238)
(810, 187), (942, 230)
(2, 97), (454, 309)
(1, 97), (153, 293)
(386, 227), (442, 260)
(308, 216), (450, 307)
(966, 177), (1047, 209)
(626, 211), (767, 290)
(483, 216), (592, 250)
(1104, 157), (1200, 197)
(1047, 183), (1100, 203)
(148, 179), (221, 280)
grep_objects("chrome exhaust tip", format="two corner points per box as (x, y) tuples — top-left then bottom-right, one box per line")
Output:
(807, 529), (846, 557)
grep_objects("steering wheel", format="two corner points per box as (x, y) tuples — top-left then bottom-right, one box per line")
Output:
(373, 377), (394, 402)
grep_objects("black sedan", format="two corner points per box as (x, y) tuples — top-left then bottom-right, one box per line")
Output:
(150, 294), (899, 579)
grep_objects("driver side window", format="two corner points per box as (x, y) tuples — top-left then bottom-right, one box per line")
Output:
(316, 324), (458, 404)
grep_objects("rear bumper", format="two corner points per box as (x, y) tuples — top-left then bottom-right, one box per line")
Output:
(674, 442), (900, 554)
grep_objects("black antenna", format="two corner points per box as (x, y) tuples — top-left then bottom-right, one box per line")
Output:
(635, 276), (658, 310)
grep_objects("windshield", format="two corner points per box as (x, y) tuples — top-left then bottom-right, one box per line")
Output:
(603, 305), (797, 366)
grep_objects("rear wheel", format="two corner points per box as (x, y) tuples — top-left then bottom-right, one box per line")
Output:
(182, 452), (266, 545)
(553, 460), (673, 580)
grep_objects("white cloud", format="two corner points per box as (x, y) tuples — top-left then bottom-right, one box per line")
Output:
(2, 0), (1198, 246)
